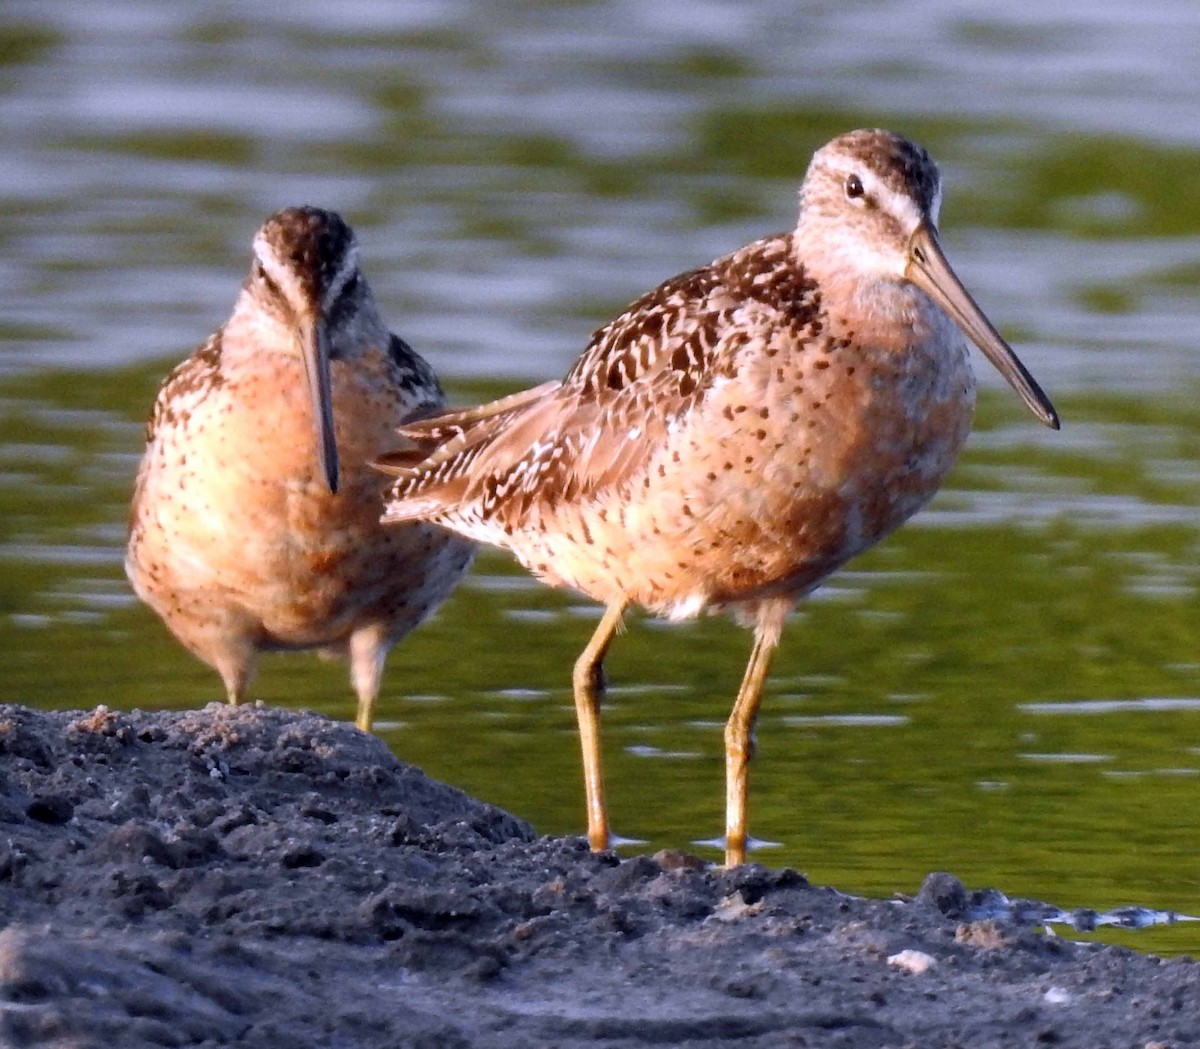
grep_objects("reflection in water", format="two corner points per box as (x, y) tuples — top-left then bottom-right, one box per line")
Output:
(1, 0), (1199, 953)
(1024, 698), (1200, 715)
(782, 714), (909, 727)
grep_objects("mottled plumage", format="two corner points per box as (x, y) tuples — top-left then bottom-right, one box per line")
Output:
(127, 207), (474, 731)
(379, 129), (1059, 865)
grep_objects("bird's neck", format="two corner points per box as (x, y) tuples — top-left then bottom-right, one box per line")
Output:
(222, 290), (296, 361)
(790, 241), (936, 353)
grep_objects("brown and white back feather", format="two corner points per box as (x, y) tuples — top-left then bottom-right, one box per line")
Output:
(378, 232), (822, 533)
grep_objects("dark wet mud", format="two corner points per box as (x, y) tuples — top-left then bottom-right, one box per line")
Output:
(0, 703), (1194, 1048)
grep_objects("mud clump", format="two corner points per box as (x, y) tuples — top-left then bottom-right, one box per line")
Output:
(0, 702), (1195, 1048)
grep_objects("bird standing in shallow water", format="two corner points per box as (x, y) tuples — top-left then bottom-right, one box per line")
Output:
(377, 129), (1060, 866)
(127, 207), (474, 731)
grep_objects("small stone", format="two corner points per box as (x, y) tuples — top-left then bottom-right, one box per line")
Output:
(915, 872), (968, 918)
(653, 848), (707, 871)
(887, 949), (937, 974)
(711, 891), (764, 922)
(955, 920), (1009, 949)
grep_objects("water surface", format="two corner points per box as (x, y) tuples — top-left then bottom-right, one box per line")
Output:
(2, 0), (1198, 954)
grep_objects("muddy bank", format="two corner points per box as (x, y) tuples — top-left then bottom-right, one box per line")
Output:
(0, 702), (1194, 1048)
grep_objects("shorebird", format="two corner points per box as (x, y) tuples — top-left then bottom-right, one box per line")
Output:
(376, 129), (1060, 866)
(127, 206), (474, 732)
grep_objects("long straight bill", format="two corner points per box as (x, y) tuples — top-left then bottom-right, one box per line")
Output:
(906, 223), (1059, 430)
(301, 316), (340, 492)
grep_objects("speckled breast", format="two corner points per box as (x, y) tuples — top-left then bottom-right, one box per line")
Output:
(524, 325), (977, 617)
(128, 351), (459, 648)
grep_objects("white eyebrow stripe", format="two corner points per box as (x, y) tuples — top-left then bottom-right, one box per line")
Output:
(249, 233), (361, 312)
(872, 179), (924, 229)
(825, 154), (938, 229)
(321, 245), (361, 309)
(251, 231), (304, 302)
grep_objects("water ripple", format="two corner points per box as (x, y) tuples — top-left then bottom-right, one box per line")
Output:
(1022, 698), (1200, 715)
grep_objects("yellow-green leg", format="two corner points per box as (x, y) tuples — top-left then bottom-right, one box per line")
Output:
(571, 601), (627, 851)
(723, 616), (781, 867)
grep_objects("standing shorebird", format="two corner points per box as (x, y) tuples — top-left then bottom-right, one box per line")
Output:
(127, 206), (474, 731)
(377, 129), (1060, 866)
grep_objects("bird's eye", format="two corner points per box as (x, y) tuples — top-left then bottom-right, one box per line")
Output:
(342, 273), (360, 297)
(845, 174), (865, 200)
(252, 259), (266, 281)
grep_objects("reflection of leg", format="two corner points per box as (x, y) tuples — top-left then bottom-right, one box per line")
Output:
(571, 601), (627, 851)
(350, 624), (391, 732)
(724, 603), (786, 867)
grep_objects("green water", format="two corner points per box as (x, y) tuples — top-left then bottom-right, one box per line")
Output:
(2, 2), (1199, 955)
